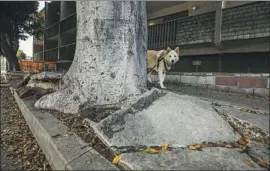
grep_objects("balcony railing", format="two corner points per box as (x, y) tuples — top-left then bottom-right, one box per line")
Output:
(59, 43), (76, 61)
(148, 20), (178, 50)
(33, 51), (44, 61)
(60, 13), (76, 33)
(44, 22), (59, 38)
(44, 47), (58, 61)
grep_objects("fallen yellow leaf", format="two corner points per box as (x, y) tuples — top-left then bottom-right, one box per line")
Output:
(240, 108), (248, 112)
(243, 136), (250, 143)
(112, 155), (120, 165)
(195, 144), (201, 149)
(243, 159), (255, 168)
(145, 148), (160, 154)
(188, 144), (201, 150)
(257, 157), (265, 165)
(256, 157), (270, 169)
(161, 143), (169, 151)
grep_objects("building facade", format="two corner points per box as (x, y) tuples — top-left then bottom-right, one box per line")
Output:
(33, 1), (270, 73)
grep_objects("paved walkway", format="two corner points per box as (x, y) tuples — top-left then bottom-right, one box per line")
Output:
(157, 83), (269, 132)
(86, 88), (268, 170)
(153, 83), (269, 112)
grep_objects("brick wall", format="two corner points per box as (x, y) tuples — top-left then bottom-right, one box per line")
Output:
(222, 1), (270, 41)
(176, 12), (215, 45)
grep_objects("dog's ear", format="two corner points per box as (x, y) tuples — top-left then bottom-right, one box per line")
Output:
(174, 47), (180, 56)
(166, 47), (171, 54)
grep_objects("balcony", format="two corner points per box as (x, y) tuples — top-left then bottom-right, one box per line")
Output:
(44, 48), (58, 61)
(33, 51), (44, 61)
(60, 13), (76, 33)
(148, 20), (178, 50)
(44, 23), (59, 38)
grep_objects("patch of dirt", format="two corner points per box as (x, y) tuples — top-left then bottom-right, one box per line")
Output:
(49, 110), (116, 161)
(1, 87), (52, 170)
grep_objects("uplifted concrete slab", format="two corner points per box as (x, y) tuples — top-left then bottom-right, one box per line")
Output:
(119, 147), (263, 170)
(94, 91), (240, 149)
(213, 105), (269, 132)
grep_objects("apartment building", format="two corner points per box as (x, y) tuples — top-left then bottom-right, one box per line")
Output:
(33, 1), (76, 70)
(33, 1), (270, 73)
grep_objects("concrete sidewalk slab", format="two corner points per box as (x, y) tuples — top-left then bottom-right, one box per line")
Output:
(213, 105), (269, 132)
(93, 91), (240, 150)
(213, 105), (270, 144)
(119, 147), (263, 170)
(10, 88), (119, 170)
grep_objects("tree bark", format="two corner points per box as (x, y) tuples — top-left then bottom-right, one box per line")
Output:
(0, 33), (21, 71)
(35, 1), (147, 114)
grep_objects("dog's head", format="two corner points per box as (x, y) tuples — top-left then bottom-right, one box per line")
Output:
(163, 47), (180, 65)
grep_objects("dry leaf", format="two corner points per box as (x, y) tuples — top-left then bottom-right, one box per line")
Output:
(257, 157), (265, 165)
(256, 157), (270, 169)
(243, 159), (255, 168)
(145, 148), (160, 154)
(224, 164), (232, 169)
(224, 144), (233, 148)
(243, 136), (250, 143)
(188, 144), (201, 150)
(240, 108), (248, 112)
(207, 142), (217, 147)
(112, 155), (120, 165)
(195, 144), (201, 149)
(161, 143), (169, 151)
(188, 145), (197, 150)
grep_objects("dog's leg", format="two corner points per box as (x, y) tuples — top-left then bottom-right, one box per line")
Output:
(161, 72), (166, 89)
(158, 70), (166, 89)
(147, 70), (153, 83)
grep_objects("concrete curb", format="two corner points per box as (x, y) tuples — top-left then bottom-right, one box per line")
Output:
(10, 87), (119, 170)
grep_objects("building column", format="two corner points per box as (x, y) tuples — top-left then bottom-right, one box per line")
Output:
(214, 1), (223, 47)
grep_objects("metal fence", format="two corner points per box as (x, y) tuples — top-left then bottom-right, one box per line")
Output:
(148, 20), (178, 50)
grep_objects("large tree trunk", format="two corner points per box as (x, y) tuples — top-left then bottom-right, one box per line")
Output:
(0, 33), (21, 71)
(35, 1), (147, 114)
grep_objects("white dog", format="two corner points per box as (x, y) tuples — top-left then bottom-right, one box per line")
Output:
(147, 47), (179, 89)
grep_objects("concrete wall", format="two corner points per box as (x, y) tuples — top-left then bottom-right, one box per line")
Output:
(223, 1), (254, 9)
(222, 1), (270, 41)
(187, 1), (216, 16)
(147, 2), (189, 20)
